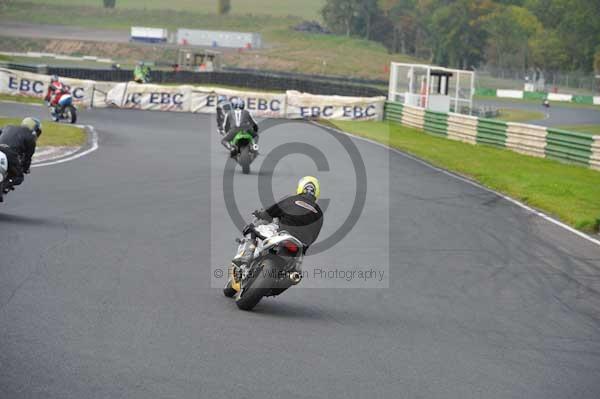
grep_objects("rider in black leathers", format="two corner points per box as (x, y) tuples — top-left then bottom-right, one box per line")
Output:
(249, 176), (324, 251)
(0, 117), (42, 189)
(220, 99), (259, 150)
(216, 96), (232, 136)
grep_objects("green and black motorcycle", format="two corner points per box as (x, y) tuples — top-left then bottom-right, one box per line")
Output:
(228, 130), (259, 174)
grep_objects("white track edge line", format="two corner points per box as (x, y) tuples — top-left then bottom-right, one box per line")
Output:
(32, 125), (98, 168)
(313, 121), (600, 248)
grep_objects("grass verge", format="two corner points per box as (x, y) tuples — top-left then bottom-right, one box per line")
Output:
(326, 120), (600, 233)
(556, 125), (600, 136)
(24, 0), (325, 20)
(0, 93), (44, 105)
(0, 117), (86, 147)
(494, 108), (545, 123)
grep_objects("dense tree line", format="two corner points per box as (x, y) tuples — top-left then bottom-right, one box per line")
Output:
(322, 0), (600, 73)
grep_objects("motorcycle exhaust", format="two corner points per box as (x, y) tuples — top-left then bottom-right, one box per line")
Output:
(289, 272), (302, 285)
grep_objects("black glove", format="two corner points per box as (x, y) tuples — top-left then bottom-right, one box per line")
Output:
(24, 168), (30, 174)
(252, 209), (262, 218)
(242, 223), (255, 236)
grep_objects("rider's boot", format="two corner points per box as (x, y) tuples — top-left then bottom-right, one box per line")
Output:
(51, 106), (59, 121)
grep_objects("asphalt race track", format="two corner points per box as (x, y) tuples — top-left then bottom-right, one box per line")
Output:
(1, 102), (600, 399)
(0, 22), (130, 44)
(475, 98), (600, 127)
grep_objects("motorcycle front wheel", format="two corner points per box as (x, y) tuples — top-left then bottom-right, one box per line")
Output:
(66, 105), (77, 124)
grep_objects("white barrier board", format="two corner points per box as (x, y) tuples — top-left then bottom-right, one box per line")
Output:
(0, 68), (97, 107)
(496, 90), (524, 99)
(286, 91), (385, 121)
(547, 93), (573, 102)
(0, 68), (385, 121)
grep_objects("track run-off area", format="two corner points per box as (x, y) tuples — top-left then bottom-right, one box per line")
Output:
(1, 102), (599, 398)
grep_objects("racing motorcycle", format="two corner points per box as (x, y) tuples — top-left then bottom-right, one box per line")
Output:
(224, 217), (304, 311)
(0, 149), (12, 203)
(48, 94), (77, 124)
(228, 130), (258, 174)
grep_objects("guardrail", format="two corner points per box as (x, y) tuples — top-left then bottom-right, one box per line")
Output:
(384, 100), (600, 171)
(475, 87), (600, 106)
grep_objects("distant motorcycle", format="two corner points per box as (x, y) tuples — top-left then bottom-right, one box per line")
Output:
(133, 64), (152, 84)
(224, 216), (304, 311)
(227, 130), (258, 174)
(542, 99), (550, 108)
(48, 94), (77, 124)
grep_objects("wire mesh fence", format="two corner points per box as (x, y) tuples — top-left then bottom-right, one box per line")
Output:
(476, 67), (599, 96)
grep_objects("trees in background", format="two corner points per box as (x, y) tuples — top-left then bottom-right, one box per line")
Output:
(322, 0), (359, 37)
(218, 0), (231, 15)
(102, 0), (115, 8)
(321, 0), (600, 73)
(483, 4), (541, 70)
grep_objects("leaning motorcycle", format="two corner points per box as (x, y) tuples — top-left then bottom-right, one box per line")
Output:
(228, 130), (258, 174)
(224, 217), (304, 311)
(49, 94), (77, 124)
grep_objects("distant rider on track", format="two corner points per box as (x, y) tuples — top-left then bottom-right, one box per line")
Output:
(44, 75), (70, 121)
(221, 98), (259, 151)
(0, 117), (42, 192)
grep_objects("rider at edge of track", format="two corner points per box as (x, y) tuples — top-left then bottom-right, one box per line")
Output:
(44, 75), (70, 121)
(0, 117), (42, 192)
(220, 98), (259, 151)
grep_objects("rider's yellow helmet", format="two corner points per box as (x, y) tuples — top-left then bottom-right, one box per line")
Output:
(21, 117), (42, 137)
(296, 176), (320, 200)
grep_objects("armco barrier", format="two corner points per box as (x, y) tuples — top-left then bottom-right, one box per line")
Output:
(545, 128), (593, 167)
(523, 91), (546, 101)
(447, 113), (478, 144)
(476, 119), (507, 148)
(383, 101), (403, 123)
(572, 95), (594, 105)
(591, 137), (600, 170)
(401, 105), (425, 130)
(423, 110), (448, 137)
(475, 87), (497, 97)
(505, 123), (546, 157)
(476, 87), (599, 106)
(384, 101), (600, 171)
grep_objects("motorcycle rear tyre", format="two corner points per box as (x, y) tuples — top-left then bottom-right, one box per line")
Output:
(240, 145), (251, 174)
(235, 259), (275, 311)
